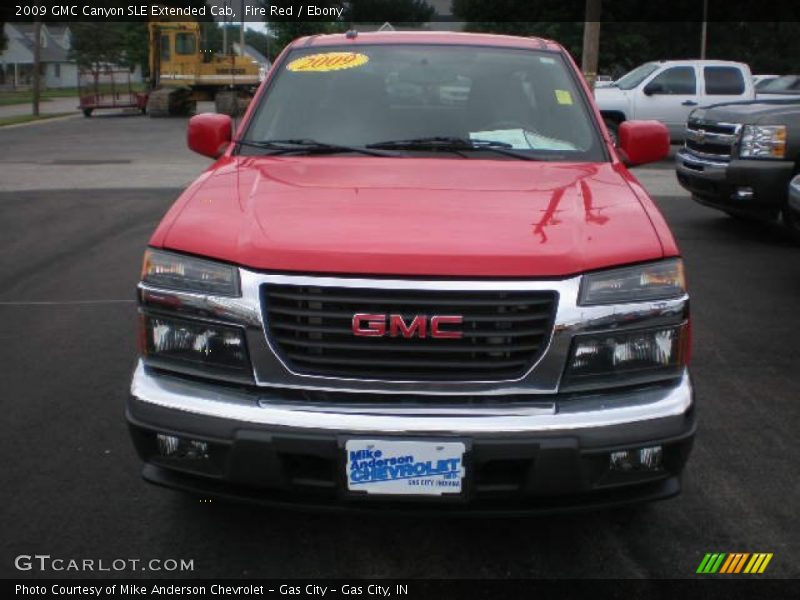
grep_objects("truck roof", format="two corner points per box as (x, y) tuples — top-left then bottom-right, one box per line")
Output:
(291, 31), (564, 53)
(651, 59), (750, 68)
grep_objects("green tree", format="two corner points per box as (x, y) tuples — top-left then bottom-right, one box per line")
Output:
(343, 0), (434, 22)
(69, 23), (144, 72)
(265, 22), (346, 61)
(254, 0), (439, 61)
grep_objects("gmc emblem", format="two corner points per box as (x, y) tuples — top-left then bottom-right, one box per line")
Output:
(352, 314), (464, 339)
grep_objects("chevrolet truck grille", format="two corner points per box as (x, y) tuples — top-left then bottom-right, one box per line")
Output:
(684, 119), (741, 162)
(262, 285), (558, 381)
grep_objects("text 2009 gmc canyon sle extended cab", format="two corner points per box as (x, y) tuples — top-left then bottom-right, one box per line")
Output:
(128, 32), (694, 513)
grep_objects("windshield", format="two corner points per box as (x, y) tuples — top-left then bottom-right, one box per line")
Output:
(759, 75), (800, 94)
(243, 44), (605, 161)
(615, 62), (659, 90)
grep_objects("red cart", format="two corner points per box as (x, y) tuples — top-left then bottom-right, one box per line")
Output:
(78, 68), (148, 117)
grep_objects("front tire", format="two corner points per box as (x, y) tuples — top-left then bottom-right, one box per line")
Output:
(782, 206), (800, 243)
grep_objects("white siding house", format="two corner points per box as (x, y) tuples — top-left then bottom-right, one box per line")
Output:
(0, 23), (78, 89)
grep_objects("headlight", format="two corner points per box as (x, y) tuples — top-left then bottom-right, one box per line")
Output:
(740, 125), (786, 159)
(579, 259), (686, 306)
(141, 249), (239, 296)
(140, 314), (251, 378)
(562, 324), (689, 390)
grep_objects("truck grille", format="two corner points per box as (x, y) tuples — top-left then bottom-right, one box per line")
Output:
(684, 119), (741, 162)
(262, 285), (558, 381)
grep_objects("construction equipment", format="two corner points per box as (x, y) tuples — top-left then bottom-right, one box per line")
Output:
(146, 21), (262, 117)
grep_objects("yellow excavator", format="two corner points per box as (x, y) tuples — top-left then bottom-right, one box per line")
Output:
(146, 20), (263, 117)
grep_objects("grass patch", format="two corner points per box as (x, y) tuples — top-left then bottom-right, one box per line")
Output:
(0, 84), (146, 106)
(0, 93), (54, 106)
(0, 112), (75, 127)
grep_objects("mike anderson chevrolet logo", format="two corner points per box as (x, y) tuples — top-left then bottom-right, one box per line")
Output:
(352, 314), (464, 339)
(696, 553), (773, 574)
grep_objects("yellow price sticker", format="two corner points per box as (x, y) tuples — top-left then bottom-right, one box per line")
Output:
(555, 89), (573, 105)
(286, 52), (370, 73)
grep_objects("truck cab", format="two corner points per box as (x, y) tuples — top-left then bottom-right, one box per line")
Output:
(596, 60), (755, 142)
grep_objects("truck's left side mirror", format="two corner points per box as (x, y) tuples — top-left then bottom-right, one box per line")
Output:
(617, 120), (670, 166)
(643, 81), (663, 96)
(187, 113), (232, 158)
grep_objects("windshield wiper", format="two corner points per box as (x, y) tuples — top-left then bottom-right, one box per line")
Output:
(236, 138), (393, 157)
(366, 136), (541, 160)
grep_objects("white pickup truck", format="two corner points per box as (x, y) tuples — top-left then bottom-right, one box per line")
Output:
(595, 60), (755, 142)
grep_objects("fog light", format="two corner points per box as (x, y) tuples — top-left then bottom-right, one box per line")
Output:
(156, 434), (209, 460)
(609, 446), (663, 471)
(733, 187), (754, 201)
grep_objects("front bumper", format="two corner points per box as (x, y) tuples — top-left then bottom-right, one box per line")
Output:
(676, 150), (794, 216)
(128, 362), (695, 514)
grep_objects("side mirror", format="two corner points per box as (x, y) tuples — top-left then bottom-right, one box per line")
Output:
(618, 120), (670, 166)
(643, 81), (663, 96)
(187, 113), (232, 158)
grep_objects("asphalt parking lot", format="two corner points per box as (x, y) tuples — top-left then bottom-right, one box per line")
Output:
(1, 112), (798, 579)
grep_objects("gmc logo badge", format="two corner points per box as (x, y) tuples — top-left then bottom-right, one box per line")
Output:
(352, 314), (464, 339)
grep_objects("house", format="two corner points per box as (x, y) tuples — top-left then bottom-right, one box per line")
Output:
(0, 23), (78, 89)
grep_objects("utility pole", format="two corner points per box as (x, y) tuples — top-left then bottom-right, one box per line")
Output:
(700, 0), (709, 59)
(581, 0), (602, 90)
(32, 20), (42, 117)
(240, 0), (245, 56)
(222, 0), (228, 54)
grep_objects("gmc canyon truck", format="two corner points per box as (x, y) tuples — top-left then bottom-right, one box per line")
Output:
(128, 32), (694, 513)
(676, 99), (800, 231)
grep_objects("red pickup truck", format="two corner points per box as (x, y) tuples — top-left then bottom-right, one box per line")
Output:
(128, 31), (693, 513)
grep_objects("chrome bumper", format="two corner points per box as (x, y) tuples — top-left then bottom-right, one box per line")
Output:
(676, 149), (729, 177)
(130, 361), (693, 435)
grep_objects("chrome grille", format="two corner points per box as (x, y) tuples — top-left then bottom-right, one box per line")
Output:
(262, 285), (558, 381)
(684, 119), (741, 162)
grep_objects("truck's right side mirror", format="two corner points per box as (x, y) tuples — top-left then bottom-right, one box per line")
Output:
(617, 120), (670, 166)
(187, 113), (232, 159)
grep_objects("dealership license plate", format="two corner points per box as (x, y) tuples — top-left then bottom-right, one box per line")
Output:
(345, 439), (466, 496)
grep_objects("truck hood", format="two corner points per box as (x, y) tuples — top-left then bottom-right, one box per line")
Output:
(157, 156), (665, 278)
(593, 86), (630, 109)
(692, 99), (800, 124)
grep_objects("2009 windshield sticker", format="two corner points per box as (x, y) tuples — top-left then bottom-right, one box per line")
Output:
(286, 52), (369, 73)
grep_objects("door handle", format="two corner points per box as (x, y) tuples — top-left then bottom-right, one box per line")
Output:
(682, 100), (698, 106)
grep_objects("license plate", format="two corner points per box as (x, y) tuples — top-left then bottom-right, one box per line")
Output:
(345, 439), (465, 496)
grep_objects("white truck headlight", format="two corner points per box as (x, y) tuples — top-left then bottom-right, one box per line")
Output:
(740, 125), (786, 159)
(141, 249), (239, 296)
(579, 259), (686, 306)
